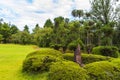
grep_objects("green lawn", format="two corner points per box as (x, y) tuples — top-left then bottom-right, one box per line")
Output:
(0, 44), (47, 80)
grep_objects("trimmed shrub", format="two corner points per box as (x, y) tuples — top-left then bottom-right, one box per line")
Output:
(63, 53), (112, 64)
(26, 48), (63, 58)
(49, 61), (88, 80)
(111, 59), (120, 66)
(22, 49), (63, 73)
(82, 54), (112, 64)
(92, 46), (119, 58)
(63, 53), (74, 61)
(68, 39), (84, 51)
(84, 61), (120, 80)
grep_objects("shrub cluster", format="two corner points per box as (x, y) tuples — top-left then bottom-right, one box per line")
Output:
(84, 61), (120, 80)
(63, 53), (112, 64)
(22, 49), (63, 73)
(92, 46), (119, 58)
(49, 61), (88, 80)
(23, 48), (120, 80)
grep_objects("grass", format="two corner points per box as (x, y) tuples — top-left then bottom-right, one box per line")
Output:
(0, 44), (48, 80)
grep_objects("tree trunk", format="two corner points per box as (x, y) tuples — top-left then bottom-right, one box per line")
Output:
(74, 44), (83, 67)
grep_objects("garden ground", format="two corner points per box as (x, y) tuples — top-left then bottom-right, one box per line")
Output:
(0, 44), (47, 80)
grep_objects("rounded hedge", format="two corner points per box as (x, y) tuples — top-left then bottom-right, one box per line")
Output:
(84, 61), (120, 80)
(22, 49), (63, 73)
(49, 61), (88, 80)
(26, 48), (63, 58)
(63, 53), (112, 64)
(92, 46), (119, 58)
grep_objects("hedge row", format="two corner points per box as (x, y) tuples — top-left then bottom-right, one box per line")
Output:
(63, 53), (112, 64)
(23, 48), (120, 80)
(92, 46), (119, 58)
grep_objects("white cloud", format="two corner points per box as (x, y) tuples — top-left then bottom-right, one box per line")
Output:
(0, 0), (91, 32)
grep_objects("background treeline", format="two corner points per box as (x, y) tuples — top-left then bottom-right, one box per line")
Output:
(0, 0), (120, 52)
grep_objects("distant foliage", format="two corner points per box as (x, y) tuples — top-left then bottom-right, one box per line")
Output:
(92, 46), (119, 58)
(49, 61), (88, 80)
(84, 61), (120, 80)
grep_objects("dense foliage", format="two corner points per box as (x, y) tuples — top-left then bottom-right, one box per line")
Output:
(92, 46), (119, 58)
(22, 49), (63, 73)
(49, 61), (88, 80)
(63, 53), (112, 64)
(0, 0), (120, 51)
(84, 61), (120, 80)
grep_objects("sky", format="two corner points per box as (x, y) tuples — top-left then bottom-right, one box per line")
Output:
(0, 0), (91, 31)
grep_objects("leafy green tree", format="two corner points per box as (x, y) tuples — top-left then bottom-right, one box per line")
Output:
(71, 9), (84, 21)
(32, 24), (40, 33)
(32, 27), (53, 47)
(50, 16), (65, 50)
(71, 9), (78, 19)
(0, 22), (11, 43)
(11, 31), (31, 44)
(20, 31), (31, 44)
(90, 0), (118, 25)
(43, 19), (53, 28)
(77, 10), (84, 20)
(23, 25), (29, 33)
(10, 25), (19, 34)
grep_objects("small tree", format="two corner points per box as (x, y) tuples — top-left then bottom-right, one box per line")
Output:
(68, 39), (84, 66)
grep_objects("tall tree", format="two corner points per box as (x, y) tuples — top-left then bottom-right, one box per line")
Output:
(23, 25), (29, 33)
(71, 9), (78, 19)
(90, 0), (118, 25)
(10, 25), (19, 34)
(33, 24), (40, 33)
(43, 19), (53, 28)
(77, 10), (84, 20)
(0, 22), (11, 43)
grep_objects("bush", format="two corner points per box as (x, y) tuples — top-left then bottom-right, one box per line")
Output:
(111, 59), (120, 66)
(84, 61), (120, 80)
(22, 49), (63, 73)
(26, 48), (63, 58)
(49, 61), (88, 80)
(63, 53), (74, 61)
(82, 54), (112, 64)
(63, 53), (112, 64)
(92, 46), (119, 58)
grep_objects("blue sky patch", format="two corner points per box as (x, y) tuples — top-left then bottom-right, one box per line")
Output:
(27, 0), (33, 4)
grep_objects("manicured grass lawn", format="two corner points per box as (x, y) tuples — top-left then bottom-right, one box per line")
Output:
(0, 44), (48, 80)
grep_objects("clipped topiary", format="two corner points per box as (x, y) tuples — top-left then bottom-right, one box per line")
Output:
(26, 48), (63, 58)
(84, 61), (120, 80)
(49, 61), (88, 80)
(22, 48), (63, 73)
(92, 46), (119, 58)
(63, 53), (112, 64)
(68, 39), (84, 51)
